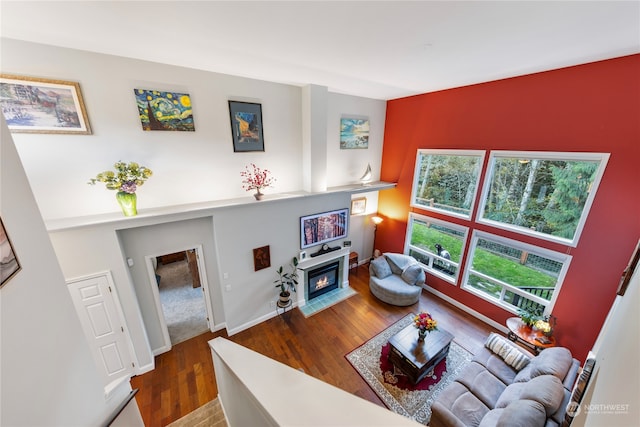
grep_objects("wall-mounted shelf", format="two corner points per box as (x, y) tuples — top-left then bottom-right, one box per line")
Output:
(44, 181), (397, 233)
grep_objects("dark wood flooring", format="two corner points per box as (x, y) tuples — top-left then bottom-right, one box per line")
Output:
(131, 265), (498, 426)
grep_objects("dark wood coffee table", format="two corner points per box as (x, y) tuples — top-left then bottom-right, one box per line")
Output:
(388, 323), (454, 385)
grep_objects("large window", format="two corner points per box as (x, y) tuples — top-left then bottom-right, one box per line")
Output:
(406, 149), (608, 316)
(477, 151), (609, 246)
(411, 150), (485, 219)
(404, 213), (468, 284)
(462, 231), (571, 315)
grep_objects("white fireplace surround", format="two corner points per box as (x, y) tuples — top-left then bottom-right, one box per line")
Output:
(297, 247), (350, 307)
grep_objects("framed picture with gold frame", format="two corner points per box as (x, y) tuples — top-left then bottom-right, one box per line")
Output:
(0, 74), (92, 134)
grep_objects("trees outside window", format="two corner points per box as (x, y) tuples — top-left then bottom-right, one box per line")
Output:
(478, 151), (609, 246)
(411, 150), (485, 219)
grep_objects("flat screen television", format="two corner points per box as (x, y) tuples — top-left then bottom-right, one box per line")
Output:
(300, 208), (349, 249)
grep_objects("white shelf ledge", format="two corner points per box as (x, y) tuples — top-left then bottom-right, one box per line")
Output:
(44, 182), (396, 232)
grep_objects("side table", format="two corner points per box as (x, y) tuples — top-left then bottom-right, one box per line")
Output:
(506, 317), (556, 354)
(349, 251), (359, 274)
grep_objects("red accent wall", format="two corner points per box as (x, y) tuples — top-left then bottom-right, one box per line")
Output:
(378, 54), (640, 360)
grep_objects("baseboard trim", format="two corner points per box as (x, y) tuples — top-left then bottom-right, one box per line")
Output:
(226, 302), (298, 336)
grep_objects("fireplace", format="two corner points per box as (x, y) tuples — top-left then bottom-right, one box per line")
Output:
(306, 261), (340, 301)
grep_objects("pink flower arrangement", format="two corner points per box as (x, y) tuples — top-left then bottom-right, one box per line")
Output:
(413, 311), (438, 333)
(240, 163), (275, 192)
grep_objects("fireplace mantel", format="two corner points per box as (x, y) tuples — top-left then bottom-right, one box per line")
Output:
(297, 247), (350, 307)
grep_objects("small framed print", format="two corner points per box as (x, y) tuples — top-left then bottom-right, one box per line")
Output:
(340, 118), (369, 149)
(229, 101), (264, 152)
(253, 245), (271, 272)
(0, 217), (21, 287)
(351, 197), (367, 215)
(0, 74), (91, 134)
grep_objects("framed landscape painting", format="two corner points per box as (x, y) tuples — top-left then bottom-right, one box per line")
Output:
(0, 74), (91, 134)
(134, 89), (195, 131)
(0, 217), (21, 288)
(229, 101), (264, 152)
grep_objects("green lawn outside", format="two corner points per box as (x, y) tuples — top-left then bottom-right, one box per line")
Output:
(410, 223), (555, 292)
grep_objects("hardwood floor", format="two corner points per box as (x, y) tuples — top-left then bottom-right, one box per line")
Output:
(131, 265), (499, 426)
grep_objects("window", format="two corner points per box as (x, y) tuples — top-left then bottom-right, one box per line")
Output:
(404, 213), (468, 284)
(462, 231), (571, 315)
(478, 151), (609, 246)
(411, 150), (485, 219)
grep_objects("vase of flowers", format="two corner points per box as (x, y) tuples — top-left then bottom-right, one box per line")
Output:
(414, 311), (438, 341)
(88, 161), (153, 216)
(240, 163), (275, 200)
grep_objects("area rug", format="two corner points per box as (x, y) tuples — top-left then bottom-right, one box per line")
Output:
(345, 314), (473, 425)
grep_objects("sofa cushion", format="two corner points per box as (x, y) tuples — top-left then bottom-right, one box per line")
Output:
(401, 263), (425, 285)
(455, 361), (508, 409)
(514, 347), (573, 383)
(485, 333), (531, 371)
(472, 347), (519, 385)
(478, 409), (504, 427)
(431, 381), (490, 427)
(370, 256), (392, 279)
(497, 400), (547, 427)
(494, 382), (526, 409)
(384, 253), (416, 275)
(520, 375), (564, 416)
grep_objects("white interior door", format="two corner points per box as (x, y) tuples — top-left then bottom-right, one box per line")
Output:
(67, 272), (134, 393)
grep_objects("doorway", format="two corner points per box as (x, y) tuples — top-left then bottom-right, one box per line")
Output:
(148, 246), (212, 346)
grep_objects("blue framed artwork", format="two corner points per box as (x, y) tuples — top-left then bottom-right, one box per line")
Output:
(134, 88), (195, 131)
(340, 118), (369, 149)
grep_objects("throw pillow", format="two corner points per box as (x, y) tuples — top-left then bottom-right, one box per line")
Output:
(370, 256), (392, 279)
(401, 263), (426, 285)
(384, 253), (414, 275)
(485, 333), (531, 371)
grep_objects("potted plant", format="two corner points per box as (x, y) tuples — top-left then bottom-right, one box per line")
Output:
(274, 257), (299, 305)
(517, 306), (541, 328)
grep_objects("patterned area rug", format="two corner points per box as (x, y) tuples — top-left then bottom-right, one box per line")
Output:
(345, 314), (473, 425)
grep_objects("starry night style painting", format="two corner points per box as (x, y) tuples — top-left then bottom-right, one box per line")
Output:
(134, 89), (195, 131)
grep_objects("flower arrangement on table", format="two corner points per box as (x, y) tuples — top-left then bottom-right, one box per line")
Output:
(534, 315), (556, 337)
(88, 161), (153, 216)
(414, 311), (438, 340)
(240, 163), (275, 200)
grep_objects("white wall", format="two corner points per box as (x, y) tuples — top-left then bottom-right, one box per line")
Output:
(1, 38), (385, 221)
(2, 39), (387, 367)
(0, 116), (136, 425)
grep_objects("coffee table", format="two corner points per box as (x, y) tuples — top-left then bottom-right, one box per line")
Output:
(388, 323), (454, 385)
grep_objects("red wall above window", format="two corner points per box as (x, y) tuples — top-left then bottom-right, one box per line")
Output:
(378, 54), (640, 360)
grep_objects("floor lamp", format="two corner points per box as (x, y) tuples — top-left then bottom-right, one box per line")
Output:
(371, 215), (384, 260)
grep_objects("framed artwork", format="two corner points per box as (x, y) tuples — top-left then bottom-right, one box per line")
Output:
(617, 239), (639, 296)
(351, 197), (367, 215)
(0, 74), (92, 134)
(229, 101), (264, 152)
(253, 245), (271, 272)
(0, 217), (21, 287)
(134, 89), (195, 131)
(340, 118), (369, 149)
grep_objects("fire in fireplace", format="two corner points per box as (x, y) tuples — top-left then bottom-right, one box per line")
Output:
(307, 261), (340, 301)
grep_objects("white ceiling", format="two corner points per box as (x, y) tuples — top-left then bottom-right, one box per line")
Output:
(1, 1), (639, 100)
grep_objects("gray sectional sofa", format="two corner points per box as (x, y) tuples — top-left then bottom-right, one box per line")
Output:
(368, 253), (425, 306)
(431, 333), (581, 427)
